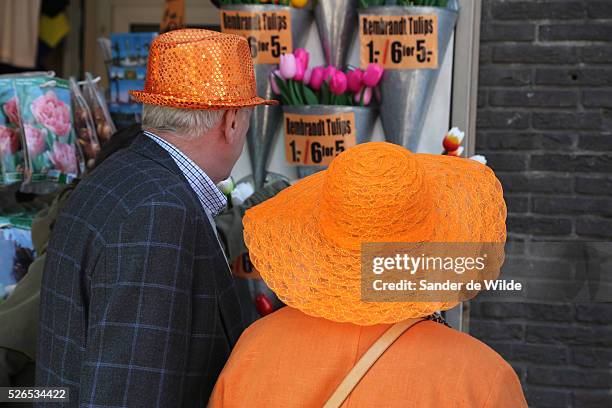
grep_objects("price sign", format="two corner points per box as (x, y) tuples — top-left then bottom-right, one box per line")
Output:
(360, 14), (439, 69)
(220, 9), (292, 64)
(284, 112), (357, 166)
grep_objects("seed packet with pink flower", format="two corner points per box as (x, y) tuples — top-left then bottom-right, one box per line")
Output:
(0, 79), (25, 185)
(14, 77), (79, 184)
(70, 77), (100, 169)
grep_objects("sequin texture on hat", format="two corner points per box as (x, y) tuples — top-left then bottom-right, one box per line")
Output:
(130, 29), (278, 110)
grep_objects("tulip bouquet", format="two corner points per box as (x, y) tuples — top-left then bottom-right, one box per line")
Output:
(359, 0), (448, 7)
(271, 48), (384, 106)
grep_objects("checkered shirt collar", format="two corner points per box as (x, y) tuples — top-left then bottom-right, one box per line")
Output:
(144, 130), (227, 216)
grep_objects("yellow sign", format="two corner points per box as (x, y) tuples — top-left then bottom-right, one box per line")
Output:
(220, 9), (292, 64)
(360, 14), (439, 69)
(284, 112), (356, 166)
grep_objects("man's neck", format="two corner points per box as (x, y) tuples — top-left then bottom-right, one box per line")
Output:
(148, 129), (225, 183)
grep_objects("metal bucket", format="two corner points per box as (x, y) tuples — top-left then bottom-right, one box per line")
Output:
(315, 0), (359, 67)
(221, 4), (313, 188)
(246, 105), (282, 188)
(360, 5), (458, 151)
(282, 105), (377, 178)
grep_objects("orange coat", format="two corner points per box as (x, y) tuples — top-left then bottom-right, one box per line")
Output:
(210, 307), (527, 408)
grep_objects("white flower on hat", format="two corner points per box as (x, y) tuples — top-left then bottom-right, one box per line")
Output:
(469, 155), (487, 165)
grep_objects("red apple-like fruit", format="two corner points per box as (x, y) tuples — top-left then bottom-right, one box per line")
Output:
(255, 293), (274, 316)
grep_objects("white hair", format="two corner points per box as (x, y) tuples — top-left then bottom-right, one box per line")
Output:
(142, 104), (225, 138)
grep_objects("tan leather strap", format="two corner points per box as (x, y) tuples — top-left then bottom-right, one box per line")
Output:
(323, 318), (424, 408)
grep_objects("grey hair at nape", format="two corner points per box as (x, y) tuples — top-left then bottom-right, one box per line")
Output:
(142, 104), (226, 138)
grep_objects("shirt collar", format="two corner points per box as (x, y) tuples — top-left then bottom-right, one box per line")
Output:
(143, 130), (227, 216)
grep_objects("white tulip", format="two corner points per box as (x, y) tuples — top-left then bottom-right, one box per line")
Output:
(217, 177), (235, 195)
(231, 182), (255, 206)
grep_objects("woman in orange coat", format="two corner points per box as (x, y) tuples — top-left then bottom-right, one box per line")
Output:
(210, 142), (527, 408)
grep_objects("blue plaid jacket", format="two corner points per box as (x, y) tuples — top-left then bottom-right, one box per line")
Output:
(36, 133), (244, 407)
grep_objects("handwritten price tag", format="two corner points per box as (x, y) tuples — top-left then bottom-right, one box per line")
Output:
(220, 9), (292, 64)
(360, 14), (438, 69)
(284, 112), (357, 166)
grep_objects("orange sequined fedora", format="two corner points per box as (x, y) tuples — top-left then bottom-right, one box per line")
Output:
(243, 142), (507, 325)
(129, 29), (278, 110)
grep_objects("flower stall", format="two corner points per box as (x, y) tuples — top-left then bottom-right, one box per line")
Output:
(219, 0), (484, 330)
(0, 0), (483, 327)
(222, 0), (478, 181)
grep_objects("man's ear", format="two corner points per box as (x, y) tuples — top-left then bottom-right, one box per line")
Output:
(222, 109), (239, 144)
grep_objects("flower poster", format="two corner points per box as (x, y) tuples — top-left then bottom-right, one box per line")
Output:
(0, 79), (25, 184)
(14, 77), (78, 183)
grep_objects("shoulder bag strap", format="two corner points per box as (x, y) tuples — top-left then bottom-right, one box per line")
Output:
(323, 318), (424, 408)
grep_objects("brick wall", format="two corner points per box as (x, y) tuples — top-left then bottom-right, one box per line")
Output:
(471, 1), (612, 407)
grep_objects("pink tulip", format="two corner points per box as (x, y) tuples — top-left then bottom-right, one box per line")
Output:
(309, 66), (325, 91)
(346, 69), (364, 93)
(0, 125), (19, 155)
(363, 63), (384, 87)
(354, 86), (373, 105)
(294, 48), (309, 71)
(269, 70), (282, 95)
(303, 67), (312, 85)
(3, 97), (20, 125)
(24, 124), (47, 157)
(294, 62), (305, 81)
(324, 65), (337, 80)
(279, 54), (297, 79)
(363, 87), (373, 105)
(48, 141), (77, 174)
(31, 91), (71, 137)
(329, 71), (348, 95)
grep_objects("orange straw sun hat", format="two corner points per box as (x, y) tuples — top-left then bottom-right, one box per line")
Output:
(243, 142), (507, 325)
(129, 29), (278, 110)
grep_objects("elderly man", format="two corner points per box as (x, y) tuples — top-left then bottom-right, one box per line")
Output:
(36, 29), (277, 407)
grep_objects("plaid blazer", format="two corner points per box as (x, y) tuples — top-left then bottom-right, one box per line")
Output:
(36, 133), (244, 407)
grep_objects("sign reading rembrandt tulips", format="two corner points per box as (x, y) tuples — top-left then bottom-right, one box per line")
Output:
(284, 112), (356, 166)
(359, 14), (439, 69)
(220, 9), (292, 64)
